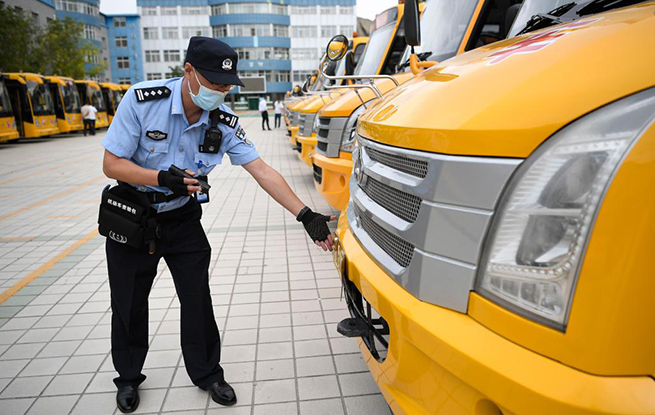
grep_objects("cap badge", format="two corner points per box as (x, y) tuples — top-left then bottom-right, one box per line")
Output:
(222, 59), (233, 71)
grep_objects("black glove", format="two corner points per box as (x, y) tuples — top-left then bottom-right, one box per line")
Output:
(297, 206), (331, 242)
(157, 170), (191, 197)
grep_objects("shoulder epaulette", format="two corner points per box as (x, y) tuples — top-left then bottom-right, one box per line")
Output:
(134, 86), (171, 103)
(210, 109), (239, 128)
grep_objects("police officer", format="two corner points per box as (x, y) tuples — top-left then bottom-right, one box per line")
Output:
(101, 37), (335, 413)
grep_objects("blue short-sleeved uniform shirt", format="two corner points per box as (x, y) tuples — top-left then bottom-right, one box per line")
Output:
(102, 77), (259, 212)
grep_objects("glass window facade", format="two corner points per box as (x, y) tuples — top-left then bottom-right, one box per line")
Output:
(143, 27), (158, 40)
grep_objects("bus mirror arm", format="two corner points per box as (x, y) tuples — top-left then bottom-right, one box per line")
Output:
(409, 52), (437, 75)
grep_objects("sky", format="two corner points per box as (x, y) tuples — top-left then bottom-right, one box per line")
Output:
(99, 0), (398, 20)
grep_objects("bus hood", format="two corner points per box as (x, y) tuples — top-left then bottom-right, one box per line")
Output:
(358, 3), (655, 158)
(319, 72), (415, 118)
(300, 91), (349, 113)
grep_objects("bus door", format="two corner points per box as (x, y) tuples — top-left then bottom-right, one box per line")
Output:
(0, 78), (19, 142)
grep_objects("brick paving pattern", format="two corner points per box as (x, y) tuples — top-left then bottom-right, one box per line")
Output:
(0, 114), (391, 415)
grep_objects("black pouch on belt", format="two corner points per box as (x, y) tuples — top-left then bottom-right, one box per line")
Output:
(98, 182), (161, 253)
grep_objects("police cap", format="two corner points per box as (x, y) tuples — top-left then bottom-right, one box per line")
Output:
(184, 36), (245, 87)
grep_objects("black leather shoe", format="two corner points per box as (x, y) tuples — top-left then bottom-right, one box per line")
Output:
(116, 385), (140, 413)
(201, 381), (237, 406)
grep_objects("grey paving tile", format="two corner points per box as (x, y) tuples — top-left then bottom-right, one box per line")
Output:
(1, 342), (45, 360)
(293, 324), (327, 341)
(330, 338), (360, 355)
(0, 359), (30, 378)
(70, 392), (116, 415)
(344, 395), (392, 415)
(140, 367), (175, 390)
(256, 359), (294, 381)
(0, 376), (52, 398)
(143, 350), (181, 369)
(294, 339), (331, 358)
(207, 406), (251, 415)
(221, 361), (255, 384)
(85, 371), (117, 393)
(296, 356), (335, 378)
(253, 402), (298, 415)
(19, 357), (67, 377)
(131, 387), (166, 414)
(162, 386), (208, 412)
(257, 342), (293, 361)
(0, 397), (35, 415)
(43, 373), (93, 395)
(339, 373), (381, 397)
(59, 354), (106, 374)
(299, 398), (345, 415)
(221, 345), (256, 363)
(0, 317), (39, 330)
(298, 375), (341, 400)
(258, 326), (292, 344)
(253, 378), (296, 404)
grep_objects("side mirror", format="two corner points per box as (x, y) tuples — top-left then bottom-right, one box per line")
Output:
(404, 0), (421, 47)
(324, 59), (338, 76)
(326, 34), (349, 62)
(301, 77), (310, 93)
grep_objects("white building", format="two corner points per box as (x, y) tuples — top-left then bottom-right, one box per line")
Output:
(290, 3), (357, 86)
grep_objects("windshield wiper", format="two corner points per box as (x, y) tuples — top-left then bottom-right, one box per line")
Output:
(516, 2), (577, 35)
(577, 0), (643, 16)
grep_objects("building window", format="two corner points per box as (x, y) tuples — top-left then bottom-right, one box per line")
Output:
(273, 25), (288, 37)
(293, 70), (313, 83)
(86, 54), (99, 64)
(142, 6), (157, 15)
(114, 36), (127, 48)
(182, 6), (205, 15)
(339, 26), (355, 36)
(161, 6), (177, 15)
(54, 0), (99, 16)
(291, 26), (317, 38)
(340, 6), (354, 15)
(113, 17), (126, 28)
(274, 47), (289, 60)
(229, 3), (269, 14)
(291, 48), (320, 60)
(210, 4), (227, 15)
(182, 27), (209, 39)
(291, 6), (316, 15)
(117, 57), (130, 69)
(147, 73), (162, 81)
(145, 50), (160, 62)
(230, 24), (271, 37)
(163, 50), (181, 62)
(321, 26), (337, 38)
(162, 27), (179, 40)
(272, 4), (288, 15)
(274, 71), (290, 82)
(118, 77), (131, 84)
(321, 6), (337, 15)
(213, 26), (227, 38)
(84, 24), (98, 40)
(143, 27), (158, 40)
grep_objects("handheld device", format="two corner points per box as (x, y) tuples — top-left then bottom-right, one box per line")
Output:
(168, 165), (211, 193)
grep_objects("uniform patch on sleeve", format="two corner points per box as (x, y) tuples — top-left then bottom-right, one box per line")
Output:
(134, 86), (171, 103)
(235, 126), (252, 146)
(215, 110), (239, 128)
(146, 130), (168, 140)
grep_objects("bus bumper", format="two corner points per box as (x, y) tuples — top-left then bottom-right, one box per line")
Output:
(334, 216), (655, 415)
(312, 152), (352, 211)
(288, 126), (299, 147)
(297, 134), (317, 167)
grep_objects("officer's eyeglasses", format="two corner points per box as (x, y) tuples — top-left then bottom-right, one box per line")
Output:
(215, 84), (236, 92)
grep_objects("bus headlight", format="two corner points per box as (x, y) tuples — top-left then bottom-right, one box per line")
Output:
(477, 88), (655, 330)
(312, 112), (321, 134)
(341, 105), (366, 153)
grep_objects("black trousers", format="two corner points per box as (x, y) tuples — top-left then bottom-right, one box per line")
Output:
(261, 111), (270, 130)
(106, 199), (223, 389)
(83, 119), (96, 136)
(274, 113), (281, 128)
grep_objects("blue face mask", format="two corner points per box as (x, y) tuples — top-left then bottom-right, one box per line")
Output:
(187, 68), (228, 111)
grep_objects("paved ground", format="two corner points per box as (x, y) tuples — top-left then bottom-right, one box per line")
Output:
(0, 114), (391, 415)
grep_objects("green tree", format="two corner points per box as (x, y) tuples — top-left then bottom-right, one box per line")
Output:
(39, 17), (103, 79)
(168, 65), (184, 77)
(0, 5), (43, 72)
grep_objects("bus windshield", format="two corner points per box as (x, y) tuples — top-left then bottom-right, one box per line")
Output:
(26, 81), (55, 115)
(111, 90), (122, 111)
(61, 81), (81, 113)
(0, 81), (12, 117)
(415, 0), (479, 62)
(354, 21), (396, 75)
(90, 87), (106, 111)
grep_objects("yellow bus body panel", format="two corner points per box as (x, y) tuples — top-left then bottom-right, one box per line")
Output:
(338, 4), (655, 414)
(45, 76), (83, 133)
(0, 116), (19, 142)
(335, 215), (655, 415)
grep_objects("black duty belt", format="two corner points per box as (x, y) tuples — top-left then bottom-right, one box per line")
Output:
(145, 192), (182, 204)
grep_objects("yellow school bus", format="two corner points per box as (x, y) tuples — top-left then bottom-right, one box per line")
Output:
(75, 80), (109, 128)
(45, 76), (83, 133)
(100, 82), (123, 125)
(286, 36), (368, 150)
(0, 76), (19, 142)
(3, 73), (59, 139)
(334, 1), (655, 414)
(313, 0), (527, 210)
(295, 4), (409, 166)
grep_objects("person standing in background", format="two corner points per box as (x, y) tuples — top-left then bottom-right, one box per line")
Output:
(259, 96), (271, 131)
(274, 100), (283, 128)
(81, 101), (98, 136)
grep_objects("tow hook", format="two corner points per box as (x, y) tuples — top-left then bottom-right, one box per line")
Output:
(337, 317), (370, 338)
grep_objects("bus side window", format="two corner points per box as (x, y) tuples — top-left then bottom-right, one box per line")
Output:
(466, 0), (523, 50)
